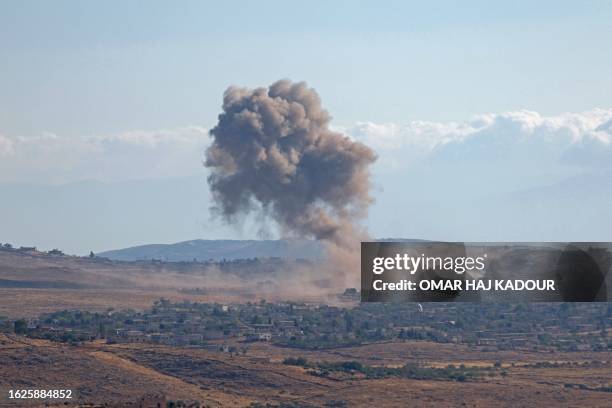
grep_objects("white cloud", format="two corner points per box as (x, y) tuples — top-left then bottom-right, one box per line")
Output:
(97, 126), (208, 148)
(2, 108), (612, 184)
(345, 108), (612, 170)
(0, 126), (210, 183)
(0, 134), (15, 156)
(344, 119), (475, 150)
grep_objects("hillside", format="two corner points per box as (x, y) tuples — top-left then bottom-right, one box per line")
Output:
(0, 247), (331, 318)
(1, 333), (610, 407)
(98, 238), (324, 262)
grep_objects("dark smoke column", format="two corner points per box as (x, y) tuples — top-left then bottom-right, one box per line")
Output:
(205, 80), (376, 249)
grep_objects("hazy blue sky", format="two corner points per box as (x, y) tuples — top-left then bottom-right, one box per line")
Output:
(2, 1), (612, 137)
(1, 1), (612, 253)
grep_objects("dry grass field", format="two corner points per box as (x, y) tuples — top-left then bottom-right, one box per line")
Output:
(0, 334), (610, 407)
(0, 250), (337, 319)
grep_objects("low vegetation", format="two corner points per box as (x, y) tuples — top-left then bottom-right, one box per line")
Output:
(283, 357), (494, 381)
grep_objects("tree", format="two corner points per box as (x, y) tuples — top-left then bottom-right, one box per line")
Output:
(14, 319), (27, 334)
(98, 323), (106, 338)
(89, 251), (95, 258)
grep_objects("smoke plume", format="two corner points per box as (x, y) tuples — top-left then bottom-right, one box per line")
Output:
(205, 80), (376, 250)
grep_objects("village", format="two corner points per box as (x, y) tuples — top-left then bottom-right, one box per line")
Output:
(1, 297), (609, 354)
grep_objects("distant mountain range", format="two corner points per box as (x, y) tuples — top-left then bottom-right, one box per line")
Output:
(98, 239), (324, 262)
(4, 168), (612, 256)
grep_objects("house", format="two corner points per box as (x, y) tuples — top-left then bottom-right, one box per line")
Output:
(149, 333), (173, 345)
(111, 329), (148, 343)
(246, 332), (272, 342)
(174, 334), (204, 346)
(204, 330), (225, 340)
(478, 338), (497, 346)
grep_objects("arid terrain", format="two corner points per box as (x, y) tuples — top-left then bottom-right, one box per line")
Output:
(0, 248), (335, 319)
(0, 248), (610, 407)
(0, 333), (610, 407)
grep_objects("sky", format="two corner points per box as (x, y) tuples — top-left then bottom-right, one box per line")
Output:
(1, 1), (612, 254)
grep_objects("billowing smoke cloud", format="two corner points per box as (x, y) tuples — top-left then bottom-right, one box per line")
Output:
(205, 80), (377, 249)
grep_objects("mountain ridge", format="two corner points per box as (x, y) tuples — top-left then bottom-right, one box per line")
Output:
(98, 239), (324, 262)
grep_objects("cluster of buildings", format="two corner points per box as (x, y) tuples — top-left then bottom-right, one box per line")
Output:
(0, 242), (64, 256)
(3, 300), (610, 353)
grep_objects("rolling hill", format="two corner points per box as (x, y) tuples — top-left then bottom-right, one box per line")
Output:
(98, 239), (324, 262)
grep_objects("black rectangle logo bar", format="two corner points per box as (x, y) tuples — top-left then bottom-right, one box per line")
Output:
(361, 242), (611, 302)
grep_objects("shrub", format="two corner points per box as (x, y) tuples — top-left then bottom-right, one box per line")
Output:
(283, 357), (308, 367)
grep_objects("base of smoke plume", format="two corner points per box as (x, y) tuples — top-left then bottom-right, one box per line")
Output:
(116, 247), (361, 301)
